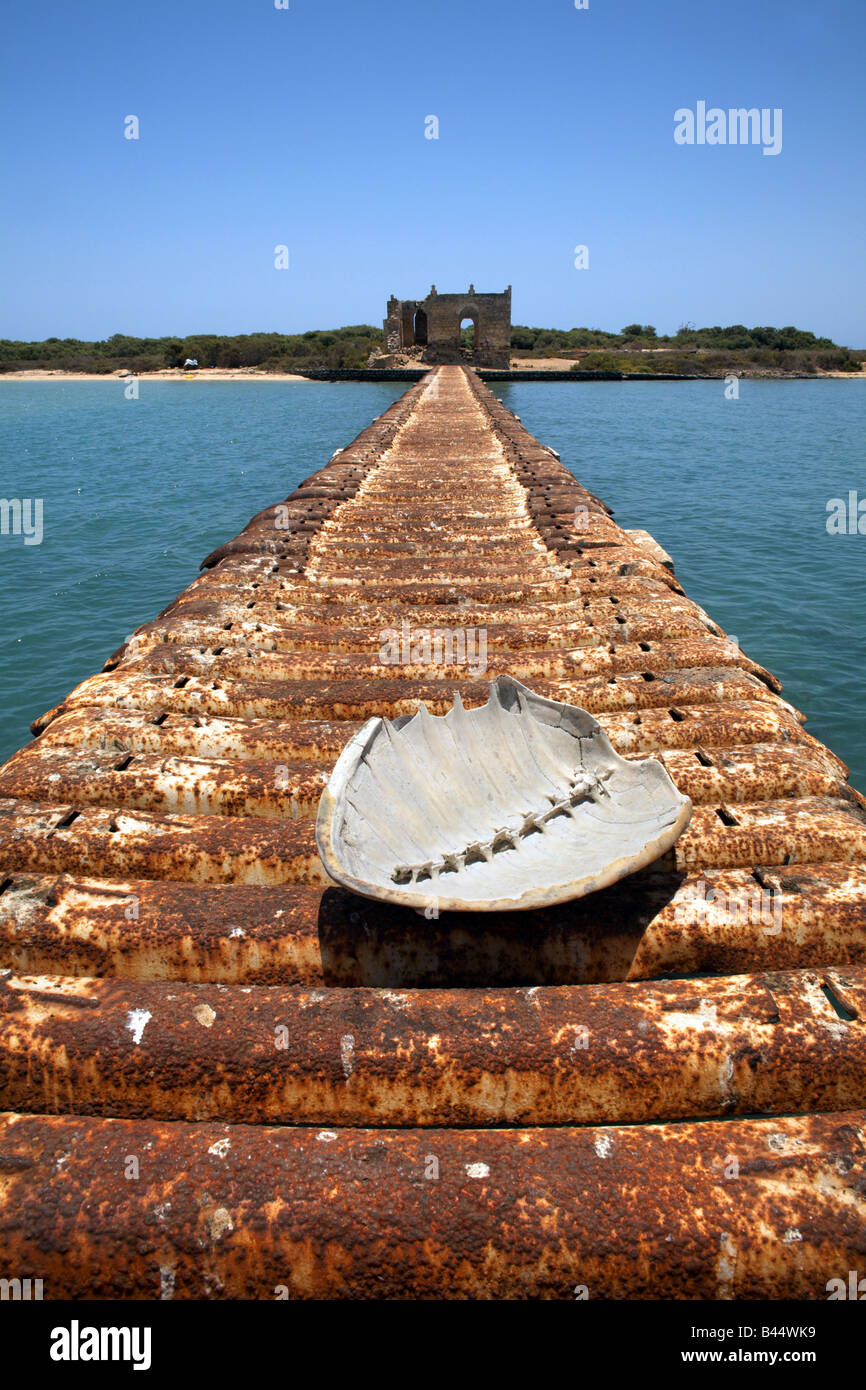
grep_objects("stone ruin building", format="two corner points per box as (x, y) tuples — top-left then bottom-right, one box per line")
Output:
(382, 285), (512, 368)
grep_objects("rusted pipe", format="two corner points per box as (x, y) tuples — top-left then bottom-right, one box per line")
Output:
(0, 967), (864, 1128)
(0, 1109), (862, 1298)
(2, 866), (866, 987)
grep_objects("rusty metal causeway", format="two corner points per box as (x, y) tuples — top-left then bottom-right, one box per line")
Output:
(0, 365), (864, 1299)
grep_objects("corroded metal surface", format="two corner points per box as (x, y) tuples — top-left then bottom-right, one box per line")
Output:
(0, 1109), (863, 1299)
(1, 364), (864, 1299)
(2, 864), (866, 986)
(1, 966), (864, 1127)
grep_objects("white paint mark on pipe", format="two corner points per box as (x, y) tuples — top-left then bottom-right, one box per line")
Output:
(126, 1009), (151, 1046)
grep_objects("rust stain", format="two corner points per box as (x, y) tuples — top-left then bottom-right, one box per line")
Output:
(0, 1109), (863, 1298)
(0, 965), (864, 1127)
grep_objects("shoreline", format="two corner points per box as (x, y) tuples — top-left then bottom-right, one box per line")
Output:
(1, 366), (862, 382)
(0, 368), (311, 383)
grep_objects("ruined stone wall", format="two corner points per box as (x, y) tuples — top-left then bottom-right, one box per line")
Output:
(383, 295), (412, 353)
(383, 287), (511, 367)
(422, 288), (511, 367)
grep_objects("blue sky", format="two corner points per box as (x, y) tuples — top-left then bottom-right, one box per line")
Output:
(1, 0), (864, 343)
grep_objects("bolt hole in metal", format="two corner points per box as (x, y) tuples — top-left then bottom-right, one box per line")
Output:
(716, 806), (739, 826)
(0, 877), (12, 897)
(779, 876), (803, 893)
(821, 980), (859, 1022)
(53, 810), (80, 830)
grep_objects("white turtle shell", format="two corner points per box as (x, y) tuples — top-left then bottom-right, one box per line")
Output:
(316, 675), (692, 913)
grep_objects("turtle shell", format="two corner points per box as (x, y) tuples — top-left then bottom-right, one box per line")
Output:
(316, 674), (692, 912)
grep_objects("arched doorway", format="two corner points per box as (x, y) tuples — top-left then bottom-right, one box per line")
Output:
(413, 309), (428, 346)
(460, 315), (477, 358)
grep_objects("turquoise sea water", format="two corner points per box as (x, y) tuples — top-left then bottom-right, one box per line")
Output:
(0, 379), (863, 789)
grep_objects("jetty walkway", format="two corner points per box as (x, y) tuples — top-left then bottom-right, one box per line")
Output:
(0, 366), (864, 1298)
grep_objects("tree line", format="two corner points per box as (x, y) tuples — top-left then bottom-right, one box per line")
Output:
(0, 322), (859, 373)
(512, 323), (861, 373)
(0, 327), (383, 373)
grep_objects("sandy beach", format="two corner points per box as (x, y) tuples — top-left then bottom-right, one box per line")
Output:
(2, 364), (862, 382)
(509, 356), (865, 378)
(0, 368), (311, 382)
